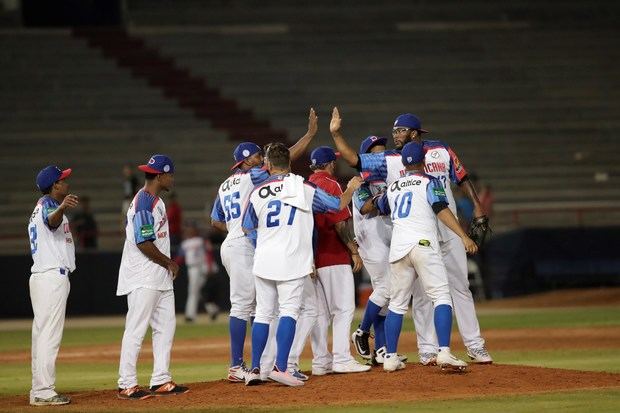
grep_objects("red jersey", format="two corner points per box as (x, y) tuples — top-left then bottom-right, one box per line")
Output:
(309, 171), (351, 269)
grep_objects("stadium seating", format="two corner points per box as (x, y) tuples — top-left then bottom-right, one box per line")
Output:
(1, 0), (619, 254)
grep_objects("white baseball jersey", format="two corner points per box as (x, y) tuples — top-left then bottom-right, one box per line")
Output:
(211, 167), (270, 241)
(117, 189), (172, 296)
(352, 181), (392, 255)
(241, 173), (342, 281)
(375, 171), (448, 263)
(28, 196), (75, 274)
(180, 236), (206, 269)
(359, 140), (468, 242)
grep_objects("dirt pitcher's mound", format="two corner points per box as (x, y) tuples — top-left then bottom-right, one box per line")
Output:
(2, 364), (619, 411)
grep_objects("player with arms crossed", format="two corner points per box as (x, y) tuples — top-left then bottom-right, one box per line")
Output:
(331, 108), (492, 365)
(363, 142), (477, 372)
(117, 155), (189, 400)
(211, 109), (318, 382)
(28, 165), (78, 406)
(241, 143), (363, 386)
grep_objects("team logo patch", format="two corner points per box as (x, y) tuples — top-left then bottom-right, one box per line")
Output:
(433, 188), (446, 196)
(418, 239), (431, 247)
(45, 206), (57, 215)
(163, 165), (170, 172)
(140, 224), (154, 238)
(431, 151), (439, 159)
(407, 156), (413, 163)
(148, 157), (155, 165)
(242, 149), (250, 157)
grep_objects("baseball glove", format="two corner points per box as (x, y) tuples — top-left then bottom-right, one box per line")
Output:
(468, 215), (491, 248)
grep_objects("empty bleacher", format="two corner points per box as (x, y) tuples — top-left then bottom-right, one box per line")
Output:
(1, 0), (619, 255)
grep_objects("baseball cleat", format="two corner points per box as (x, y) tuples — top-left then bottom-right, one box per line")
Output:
(383, 353), (406, 372)
(333, 359), (372, 373)
(31, 394), (72, 405)
(311, 365), (333, 376)
(244, 367), (262, 386)
(228, 363), (246, 382)
(149, 381), (189, 396)
(419, 352), (438, 366)
(118, 386), (152, 400)
(437, 350), (468, 372)
(374, 346), (408, 364)
(288, 368), (309, 381)
(466, 346), (493, 364)
(351, 326), (372, 360)
(268, 366), (305, 387)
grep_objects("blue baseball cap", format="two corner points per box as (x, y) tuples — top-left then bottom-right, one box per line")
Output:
(393, 113), (429, 133)
(231, 142), (262, 170)
(310, 146), (339, 167)
(360, 136), (387, 154)
(401, 142), (426, 165)
(36, 165), (72, 191)
(138, 154), (175, 174)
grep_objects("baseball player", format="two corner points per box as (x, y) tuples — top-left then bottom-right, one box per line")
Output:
(117, 154), (189, 400)
(241, 143), (363, 387)
(180, 224), (211, 322)
(210, 109), (318, 382)
(28, 166), (77, 406)
(350, 136), (400, 364)
(364, 142), (477, 371)
(288, 146), (370, 378)
(330, 107), (493, 365)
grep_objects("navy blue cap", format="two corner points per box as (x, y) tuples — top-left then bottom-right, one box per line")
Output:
(36, 165), (72, 191)
(138, 154), (175, 174)
(401, 142), (425, 165)
(231, 142), (262, 170)
(310, 146), (339, 167)
(360, 136), (387, 154)
(393, 113), (429, 133)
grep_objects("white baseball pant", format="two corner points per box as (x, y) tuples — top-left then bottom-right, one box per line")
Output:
(389, 245), (452, 315)
(287, 274), (320, 370)
(184, 265), (206, 320)
(118, 288), (176, 389)
(311, 265), (356, 367)
(29, 269), (70, 401)
(411, 236), (485, 350)
(220, 236), (256, 321)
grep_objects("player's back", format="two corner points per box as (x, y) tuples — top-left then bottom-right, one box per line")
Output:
(352, 181), (392, 250)
(245, 173), (316, 281)
(212, 167), (269, 241)
(382, 172), (445, 262)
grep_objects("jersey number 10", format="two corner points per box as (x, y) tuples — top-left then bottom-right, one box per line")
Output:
(391, 192), (413, 220)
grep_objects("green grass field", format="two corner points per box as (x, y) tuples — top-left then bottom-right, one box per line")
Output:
(1, 306), (619, 411)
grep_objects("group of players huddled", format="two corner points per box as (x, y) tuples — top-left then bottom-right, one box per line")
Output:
(210, 107), (492, 387)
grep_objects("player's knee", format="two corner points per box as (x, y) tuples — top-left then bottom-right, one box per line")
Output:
(229, 303), (253, 321)
(426, 284), (451, 307)
(278, 308), (300, 321)
(369, 286), (389, 307)
(387, 303), (407, 315)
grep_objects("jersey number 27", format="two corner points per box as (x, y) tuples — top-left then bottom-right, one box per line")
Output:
(266, 200), (297, 227)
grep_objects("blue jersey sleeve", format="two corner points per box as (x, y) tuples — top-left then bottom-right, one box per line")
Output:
(133, 191), (157, 244)
(249, 167), (270, 186)
(241, 202), (259, 232)
(40, 196), (60, 230)
(375, 193), (391, 215)
(426, 177), (448, 206)
(311, 186), (341, 213)
(210, 195), (225, 222)
(353, 184), (372, 212)
(359, 152), (388, 182)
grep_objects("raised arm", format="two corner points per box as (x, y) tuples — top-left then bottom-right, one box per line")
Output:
(288, 108), (318, 162)
(329, 107), (360, 167)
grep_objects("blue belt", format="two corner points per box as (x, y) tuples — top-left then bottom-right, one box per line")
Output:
(59, 268), (70, 275)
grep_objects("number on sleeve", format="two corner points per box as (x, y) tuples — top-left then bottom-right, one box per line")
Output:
(29, 226), (37, 255)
